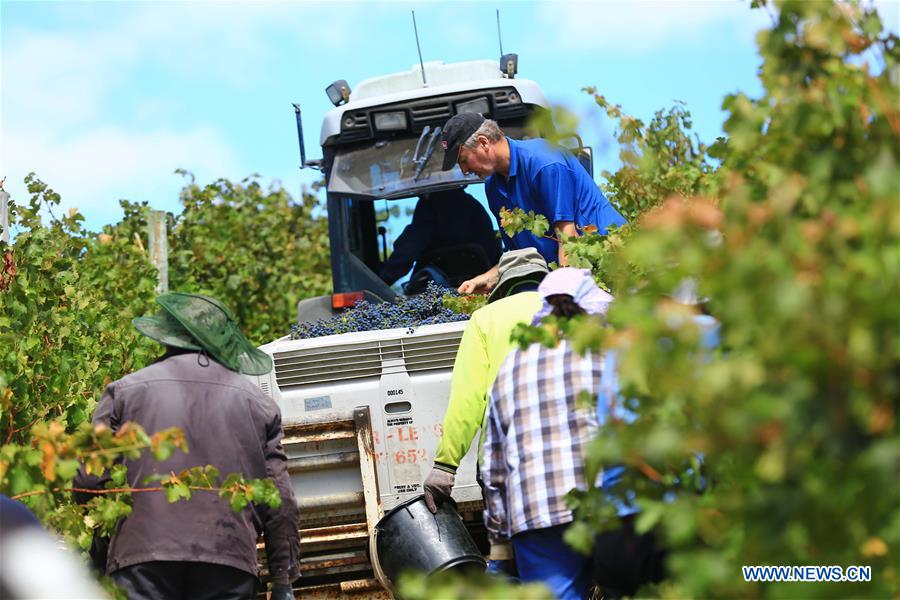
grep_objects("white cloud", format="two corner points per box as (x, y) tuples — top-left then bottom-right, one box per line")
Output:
(3, 29), (138, 128)
(1, 2), (375, 228)
(533, 0), (771, 54)
(3, 123), (242, 228)
(533, 0), (897, 56)
(1, 2), (345, 126)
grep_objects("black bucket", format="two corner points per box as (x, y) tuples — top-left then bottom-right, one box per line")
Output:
(373, 495), (486, 588)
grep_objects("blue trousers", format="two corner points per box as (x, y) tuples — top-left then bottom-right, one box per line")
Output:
(512, 524), (592, 600)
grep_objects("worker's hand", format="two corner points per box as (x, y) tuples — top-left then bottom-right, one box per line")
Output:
(555, 220), (577, 267)
(457, 268), (499, 295)
(423, 467), (455, 513)
(270, 583), (294, 600)
(457, 277), (484, 294)
(457, 279), (475, 294)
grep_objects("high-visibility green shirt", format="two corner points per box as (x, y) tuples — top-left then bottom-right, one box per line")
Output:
(434, 291), (542, 470)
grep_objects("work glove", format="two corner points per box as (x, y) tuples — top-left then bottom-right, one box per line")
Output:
(423, 466), (455, 513)
(270, 583), (293, 600)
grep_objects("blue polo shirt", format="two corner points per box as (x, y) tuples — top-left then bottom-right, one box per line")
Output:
(484, 137), (627, 265)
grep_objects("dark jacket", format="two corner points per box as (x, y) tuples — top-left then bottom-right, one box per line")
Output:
(73, 353), (300, 584)
(379, 189), (502, 285)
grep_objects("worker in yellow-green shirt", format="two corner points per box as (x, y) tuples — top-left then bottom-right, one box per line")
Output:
(423, 248), (548, 512)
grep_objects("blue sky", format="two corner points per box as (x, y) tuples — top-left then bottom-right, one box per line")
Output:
(2, 1), (897, 233)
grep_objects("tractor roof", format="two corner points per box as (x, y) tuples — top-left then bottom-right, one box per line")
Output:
(319, 60), (547, 145)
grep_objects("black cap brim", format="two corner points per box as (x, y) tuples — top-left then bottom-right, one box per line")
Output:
(441, 144), (460, 171)
(440, 112), (485, 172)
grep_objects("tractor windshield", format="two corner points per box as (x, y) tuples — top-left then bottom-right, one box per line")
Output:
(328, 124), (531, 199)
(328, 137), (478, 198)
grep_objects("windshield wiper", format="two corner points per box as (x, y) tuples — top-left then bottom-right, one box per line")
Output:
(412, 125), (431, 163)
(413, 126), (442, 182)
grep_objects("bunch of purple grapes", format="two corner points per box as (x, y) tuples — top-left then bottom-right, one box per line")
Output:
(290, 282), (469, 340)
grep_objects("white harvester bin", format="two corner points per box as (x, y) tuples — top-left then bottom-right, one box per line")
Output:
(249, 321), (478, 513)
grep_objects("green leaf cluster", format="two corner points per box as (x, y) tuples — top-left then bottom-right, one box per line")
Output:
(492, 2), (899, 598)
(441, 292), (487, 315)
(398, 570), (553, 600)
(107, 172), (331, 345)
(0, 175), (160, 446)
(1, 171), (324, 552)
(1, 418), (281, 549)
(219, 472), (282, 512)
(0, 421), (184, 547)
(498, 206), (551, 240)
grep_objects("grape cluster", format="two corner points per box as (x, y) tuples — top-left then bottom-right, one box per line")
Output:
(290, 282), (470, 340)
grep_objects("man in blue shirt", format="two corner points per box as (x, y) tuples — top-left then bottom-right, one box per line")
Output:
(440, 112), (627, 294)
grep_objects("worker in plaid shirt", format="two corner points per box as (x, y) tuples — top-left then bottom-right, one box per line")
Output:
(481, 268), (614, 600)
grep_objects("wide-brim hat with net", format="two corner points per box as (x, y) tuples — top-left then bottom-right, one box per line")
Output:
(487, 248), (549, 304)
(137, 292), (273, 375)
(133, 311), (202, 352)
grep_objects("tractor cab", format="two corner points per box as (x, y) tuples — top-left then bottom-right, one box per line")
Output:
(294, 59), (551, 321)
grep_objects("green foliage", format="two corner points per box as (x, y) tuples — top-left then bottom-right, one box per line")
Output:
(506, 2), (899, 598)
(588, 92), (715, 224)
(143, 465), (280, 511)
(398, 570), (553, 600)
(219, 472), (282, 512)
(107, 172), (331, 345)
(0, 172), (325, 552)
(1, 170), (328, 444)
(0, 175), (159, 446)
(0, 421), (188, 548)
(527, 103), (584, 149)
(0, 419), (281, 549)
(511, 314), (606, 352)
(441, 292), (488, 315)
(498, 206), (551, 240)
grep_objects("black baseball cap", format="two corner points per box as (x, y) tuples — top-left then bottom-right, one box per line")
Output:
(440, 112), (486, 171)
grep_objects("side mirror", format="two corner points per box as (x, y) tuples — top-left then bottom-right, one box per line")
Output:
(325, 80), (351, 106)
(575, 146), (593, 178)
(557, 133), (594, 178)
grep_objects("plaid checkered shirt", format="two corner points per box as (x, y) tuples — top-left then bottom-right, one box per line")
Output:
(481, 339), (601, 544)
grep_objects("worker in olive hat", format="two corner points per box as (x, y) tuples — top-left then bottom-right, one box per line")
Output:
(423, 248), (549, 576)
(74, 293), (299, 600)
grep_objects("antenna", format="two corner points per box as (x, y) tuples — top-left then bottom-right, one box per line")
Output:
(412, 11), (427, 86)
(496, 9), (504, 57)
(496, 9), (517, 78)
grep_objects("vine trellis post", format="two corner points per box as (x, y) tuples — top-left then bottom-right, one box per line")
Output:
(147, 209), (168, 294)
